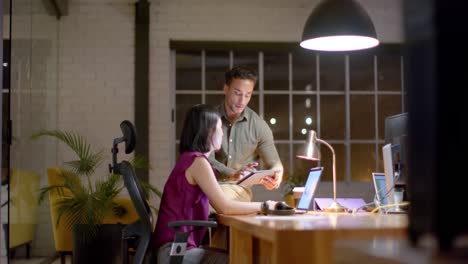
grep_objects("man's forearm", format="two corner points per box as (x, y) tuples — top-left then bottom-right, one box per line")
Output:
(271, 162), (284, 180)
(209, 157), (236, 180)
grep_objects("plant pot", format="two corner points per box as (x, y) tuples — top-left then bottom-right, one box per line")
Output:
(284, 193), (295, 207)
(73, 224), (124, 264)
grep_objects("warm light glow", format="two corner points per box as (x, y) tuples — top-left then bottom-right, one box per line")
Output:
(305, 117), (312, 125)
(301, 128), (307, 135)
(270, 117), (277, 125)
(296, 155), (319, 161)
(300, 35), (379, 51)
(305, 98), (311, 108)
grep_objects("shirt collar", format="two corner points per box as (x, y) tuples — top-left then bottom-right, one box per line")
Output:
(218, 103), (249, 123)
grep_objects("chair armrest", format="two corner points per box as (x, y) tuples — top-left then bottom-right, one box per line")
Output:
(168, 220), (217, 229)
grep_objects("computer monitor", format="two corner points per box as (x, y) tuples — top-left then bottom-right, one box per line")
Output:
(382, 143), (396, 205)
(384, 113), (409, 197)
(385, 112), (408, 145)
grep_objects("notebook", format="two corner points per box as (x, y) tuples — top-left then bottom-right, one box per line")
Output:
(295, 167), (323, 213)
(372, 172), (389, 206)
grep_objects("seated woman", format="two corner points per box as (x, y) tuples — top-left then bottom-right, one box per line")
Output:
(153, 104), (276, 264)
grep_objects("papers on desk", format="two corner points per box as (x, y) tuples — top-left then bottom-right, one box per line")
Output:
(314, 198), (367, 212)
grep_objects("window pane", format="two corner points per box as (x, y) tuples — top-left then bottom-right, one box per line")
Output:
(319, 143), (346, 182)
(350, 52), (374, 91)
(264, 52), (289, 91)
(264, 95), (289, 140)
(378, 95), (402, 140)
(293, 95), (317, 140)
(350, 95), (375, 139)
(176, 51), (201, 90)
(378, 51), (402, 91)
(206, 51), (230, 91)
(275, 143), (290, 181)
(292, 143), (345, 183)
(247, 94), (259, 114)
(319, 53), (345, 91)
(378, 143), (384, 172)
(292, 50), (317, 91)
(321, 95), (345, 140)
(351, 144), (376, 181)
(206, 94), (224, 107)
(176, 94), (201, 139)
(233, 51), (258, 74)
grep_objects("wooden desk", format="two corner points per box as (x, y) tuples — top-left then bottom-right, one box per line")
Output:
(217, 212), (408, 264)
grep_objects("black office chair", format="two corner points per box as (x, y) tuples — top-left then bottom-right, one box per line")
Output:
(110, 120), (217, 264)
(109, 120), (152, 264)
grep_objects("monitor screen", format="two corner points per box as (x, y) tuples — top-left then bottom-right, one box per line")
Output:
(297, 167), (323, 210)
(385, 112), (408, 145)
(372, 172), (389, 206)
(382, 143), (396, 205)
(384, 113), (409, 197)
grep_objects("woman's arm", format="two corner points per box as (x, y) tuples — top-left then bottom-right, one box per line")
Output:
(186, 156), (262, 215)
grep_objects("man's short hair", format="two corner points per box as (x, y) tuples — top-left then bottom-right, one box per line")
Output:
(225, 65), (258, 86)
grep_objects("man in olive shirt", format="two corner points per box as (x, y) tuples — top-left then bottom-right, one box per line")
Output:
(209, 65), (284, 201)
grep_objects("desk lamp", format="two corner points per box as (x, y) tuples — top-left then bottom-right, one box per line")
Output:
(297, 130), (347, 212)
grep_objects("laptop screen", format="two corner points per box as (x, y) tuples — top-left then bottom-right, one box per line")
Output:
(297, 167), (323, 210)
(372, 172), (388, 205)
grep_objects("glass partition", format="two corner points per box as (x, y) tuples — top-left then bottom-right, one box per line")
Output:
(2, 0), (59, 259)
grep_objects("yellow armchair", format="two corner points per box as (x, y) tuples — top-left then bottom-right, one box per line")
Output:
(9, 169), (40, 258)
(47, 168), (139, 263)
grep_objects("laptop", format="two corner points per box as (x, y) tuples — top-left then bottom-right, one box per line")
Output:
(372, 172), (389, 206)
(294, 167), (323, 213)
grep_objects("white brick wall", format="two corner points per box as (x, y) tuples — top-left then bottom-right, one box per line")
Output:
(7, 0), (402, 256)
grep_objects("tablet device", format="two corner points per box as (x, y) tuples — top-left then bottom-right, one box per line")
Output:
(236, 170), (275, 188)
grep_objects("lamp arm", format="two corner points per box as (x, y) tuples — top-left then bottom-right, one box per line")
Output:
(316, 138), (337, 201)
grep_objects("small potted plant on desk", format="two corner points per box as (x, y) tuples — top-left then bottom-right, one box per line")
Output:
(281, 173), (308, 207)
(32, 130), (161, 263)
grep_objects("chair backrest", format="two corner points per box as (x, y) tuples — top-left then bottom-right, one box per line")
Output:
(120, 161), (152, 229)
(112, 120), (154, 264)
(9, 169), (40, 248)
(119, 162), (154, 264)
(47, 168), (73, 252)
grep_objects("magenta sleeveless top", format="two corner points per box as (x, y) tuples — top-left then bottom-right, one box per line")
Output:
(152, 151), (212, 250)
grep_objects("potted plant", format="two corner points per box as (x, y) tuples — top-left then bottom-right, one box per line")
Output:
(32, 129), (161, 263)
(281, 173), (308, 207)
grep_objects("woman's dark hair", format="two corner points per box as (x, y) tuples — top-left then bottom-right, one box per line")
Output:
(225, 65), (257, 86)
(179, 104), (221, 154)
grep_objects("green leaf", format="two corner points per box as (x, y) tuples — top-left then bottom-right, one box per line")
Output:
(31, 130), (105, 176)
(32, 128), (163, 242)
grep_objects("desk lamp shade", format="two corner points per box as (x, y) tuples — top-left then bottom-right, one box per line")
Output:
(300, 0), (379, 51)
(297, 130), (320, 161)
(297, 130), (347, 213)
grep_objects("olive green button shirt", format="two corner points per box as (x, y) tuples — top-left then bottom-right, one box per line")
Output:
(209, 104), (282, 180)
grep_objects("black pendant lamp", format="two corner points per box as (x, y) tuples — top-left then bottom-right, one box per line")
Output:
(300, 0), (379, 51)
